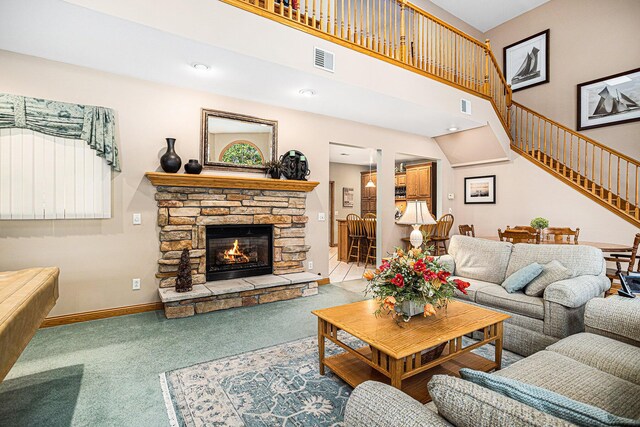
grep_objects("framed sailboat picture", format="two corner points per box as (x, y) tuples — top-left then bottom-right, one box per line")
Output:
(577, 68), (640, 131)
(464, 175), (496, 204)
(503, 30), (549, 92)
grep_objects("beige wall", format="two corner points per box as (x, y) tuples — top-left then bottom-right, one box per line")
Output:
(0, 50), (452, 316)
(486, 0), (640, 159)
(329, 162), (368, 240)
(435, 126), (509, 166)
(452, 153), (639, 244)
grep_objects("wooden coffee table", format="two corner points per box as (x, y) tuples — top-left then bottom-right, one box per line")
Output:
(312, 299), (510, 403)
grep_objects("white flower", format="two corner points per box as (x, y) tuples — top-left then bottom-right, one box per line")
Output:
(300, 395), (333, 417)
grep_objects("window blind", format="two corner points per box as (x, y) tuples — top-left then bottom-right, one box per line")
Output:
(0, 128), (111, 219)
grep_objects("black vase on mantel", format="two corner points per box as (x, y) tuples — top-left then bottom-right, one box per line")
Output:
(184, 159), (203, 174)
(160, 138), (182, 173)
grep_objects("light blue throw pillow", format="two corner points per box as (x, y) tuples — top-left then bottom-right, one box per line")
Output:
(501, 262), (543, 293)
(460, 369), (640, 427)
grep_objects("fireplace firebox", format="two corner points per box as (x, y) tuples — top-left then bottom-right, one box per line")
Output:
(206, 224), (273, 281)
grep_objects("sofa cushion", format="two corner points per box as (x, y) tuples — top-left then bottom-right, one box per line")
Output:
(495, 350), (640, 420)
(428, 374), (572, 427)
(460, 368), (640, 427)
(506, 244), (604, 278)
(502, 263), (543, 293)
(547, 333), (640, 385)
(476, 284), (544, 319)
(584, 296), (640, 347)
(450, 276), (495, 302)
(525, 260), (573, 297)
(448, 235), (513, 284)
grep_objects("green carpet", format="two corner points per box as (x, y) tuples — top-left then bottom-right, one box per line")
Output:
(0, 285), (363, 427)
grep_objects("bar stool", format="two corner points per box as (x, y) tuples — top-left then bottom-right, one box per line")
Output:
(346, 214), (365, 266)
(364, 217), (376, 268)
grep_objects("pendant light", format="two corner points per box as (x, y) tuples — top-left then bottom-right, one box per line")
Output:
(366, 151), (375, 188)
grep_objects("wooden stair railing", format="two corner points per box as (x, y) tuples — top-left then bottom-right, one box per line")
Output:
(222, 0), (639, 227)
(510, 102), (640, 226)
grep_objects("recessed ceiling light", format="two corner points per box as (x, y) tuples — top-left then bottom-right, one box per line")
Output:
(192, 63), (210, 71)
(447, 127), (459, 132)
(340, 153), (349, 156)
(299, 89), (317, 97)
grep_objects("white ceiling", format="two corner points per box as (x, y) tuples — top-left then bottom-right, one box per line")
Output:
(329, 143), (429, 165)
(0, 0), (485, 139)
(430, 0), (550, 32)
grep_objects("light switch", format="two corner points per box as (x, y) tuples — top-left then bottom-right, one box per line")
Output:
(133, 213), (142, 225)
(318, 212), (326, 221)
(447, 193), (455, 200)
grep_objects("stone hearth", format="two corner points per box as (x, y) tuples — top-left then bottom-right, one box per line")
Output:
(146, 173), (321, 319)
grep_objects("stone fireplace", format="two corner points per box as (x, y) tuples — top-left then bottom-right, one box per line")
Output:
(146, 173), (321, 318)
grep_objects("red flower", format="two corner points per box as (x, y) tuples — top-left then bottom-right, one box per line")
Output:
(454, 278), (471, 295)
(413, 259), (427, 274)
(426, 256), (434, 262)
(437, 270), (451, 283)
(423, 270), (437, 281)
(379, 260), (391, 272)
(391, 273), (405, 288)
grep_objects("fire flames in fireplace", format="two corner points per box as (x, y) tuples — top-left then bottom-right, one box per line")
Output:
(222, 239), (250, 264)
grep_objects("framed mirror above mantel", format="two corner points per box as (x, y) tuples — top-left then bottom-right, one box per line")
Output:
(200, 108), (278, 172)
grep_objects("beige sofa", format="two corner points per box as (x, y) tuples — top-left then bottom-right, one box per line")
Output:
(438, 235), (610, 356)
(345, 296), (640, 426)
(0, 267), (59, 381)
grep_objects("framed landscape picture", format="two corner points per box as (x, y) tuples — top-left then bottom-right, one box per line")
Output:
(577, 67), (640, 131)
(464, 175), (496, 204)
(342, 187), (354, 207)
(503, 29), (549, 92)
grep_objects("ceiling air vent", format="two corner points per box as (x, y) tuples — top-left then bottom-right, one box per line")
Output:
(460, 98), (472, 115)
(314, 47), (335, 72)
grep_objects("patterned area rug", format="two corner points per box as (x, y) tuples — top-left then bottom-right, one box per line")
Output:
(160, 334), (522, 426)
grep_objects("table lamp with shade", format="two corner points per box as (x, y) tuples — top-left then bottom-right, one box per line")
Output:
(397, 200), (436, 249)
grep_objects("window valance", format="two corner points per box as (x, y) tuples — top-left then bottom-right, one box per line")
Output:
(0, 93), (120, 171)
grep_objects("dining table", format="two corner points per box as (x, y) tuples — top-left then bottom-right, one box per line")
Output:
(477, 236), (633, 253)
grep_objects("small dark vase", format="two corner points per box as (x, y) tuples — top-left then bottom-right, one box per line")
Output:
(184, 159), (203, 174)
(160, 138), (182, 173)
(268, 168), (281, 179)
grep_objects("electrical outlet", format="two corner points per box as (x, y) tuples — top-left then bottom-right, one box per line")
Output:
(308, 261), (314, 270)
(447, 193), (455, 200)
(448, 208), (453, 214)
(317, 212), (326, 221)
(133, 213), (142, 225)
(132, 278), (141, 290)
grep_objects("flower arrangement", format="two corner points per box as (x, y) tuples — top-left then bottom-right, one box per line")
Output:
(363, 247), (470, 323)
(530, 217), (549, 230)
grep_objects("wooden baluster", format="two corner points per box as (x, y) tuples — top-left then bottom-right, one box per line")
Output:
(599, 147), (603, 192)
(265, 0), (275, 13)
(576, 137), (581, 176)
(608, 153), (613, 203)
(569, 135), (574, 180)
(347, 0), (351, 40)
(319, 0), (323, 29)
(636, 165), (639, 218)
(365, 0), (370, 48)
(555, 126), (560, 171)
(617, 156), (621, 207)
(483, 39), (490, 96)
(377, 0), (381, 52)
(383, 0), (387, 54)
(626, 160), (630, 207)
(399, 0), (406, 62)
(591, 144), (596, 193)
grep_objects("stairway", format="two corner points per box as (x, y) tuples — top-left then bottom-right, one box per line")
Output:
(220, 0), (640, 227)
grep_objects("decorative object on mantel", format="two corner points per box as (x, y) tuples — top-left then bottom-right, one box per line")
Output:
(0, 93), (120, 171)
(280, 150), (310, 181)
(264, 159), (283, 179)
(363, 247), (470, 323)
(530, 217), (549, 231)
(160, 138), (182, 173)
(175, 249), (193, 293)
(184, 159), (203, 174)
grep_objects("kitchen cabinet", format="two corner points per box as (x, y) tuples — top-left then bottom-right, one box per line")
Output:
(361, 171), (377, 215)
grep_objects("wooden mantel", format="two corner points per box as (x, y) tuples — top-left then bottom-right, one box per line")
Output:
(145, 172), (319, 192)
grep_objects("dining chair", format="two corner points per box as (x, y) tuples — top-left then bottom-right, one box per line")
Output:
(458, 224), (475, 237)
(429, 214), (454, 255)
(543, 227), (580, 244)
(507, 225), (541, 243)
(363, 213), (376, 219)
(605, 233), (640, 293)
(363, 218), (377, 268)
(346, 214), (365, 266)
(498, 228), (538, 244)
